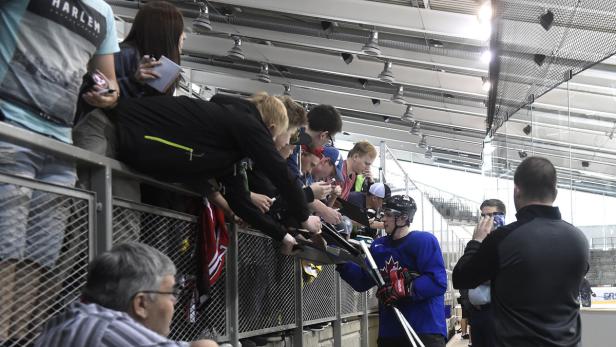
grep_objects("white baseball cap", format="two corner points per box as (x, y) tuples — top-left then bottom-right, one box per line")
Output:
(369, 183), (390, 199)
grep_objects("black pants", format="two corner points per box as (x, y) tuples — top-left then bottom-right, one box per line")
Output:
(378, 334), (446, 347)
(470, 305), (494, 347)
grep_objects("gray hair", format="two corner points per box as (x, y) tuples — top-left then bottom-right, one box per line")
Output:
(82, 242), (176, 312)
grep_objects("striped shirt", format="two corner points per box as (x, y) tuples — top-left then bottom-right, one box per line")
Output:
(34, 302), (189, 347)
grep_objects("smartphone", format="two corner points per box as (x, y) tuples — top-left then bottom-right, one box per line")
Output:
(493, 212), (505, 229)
(83, 71), (108, 91)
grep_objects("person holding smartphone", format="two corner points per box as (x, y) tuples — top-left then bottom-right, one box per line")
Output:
(465, 199), (506, 347)
(453, 157), (589, 347)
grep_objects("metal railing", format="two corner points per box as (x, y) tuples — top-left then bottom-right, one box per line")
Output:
(591, 237), (616, 250)
(0, 122), (475, 346)
(0, 122), (372, 347)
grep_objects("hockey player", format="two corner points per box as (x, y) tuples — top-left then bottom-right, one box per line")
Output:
(337, 195), (448, 347)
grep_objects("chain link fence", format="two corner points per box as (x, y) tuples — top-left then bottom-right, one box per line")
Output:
(340, 276), (366, 318)
(0, 175), (91, 347)
(0, 180), (371, 346)
(302, 265), (337, 324)
(111, 199), (227, 341)
(237, 231), (297, 336)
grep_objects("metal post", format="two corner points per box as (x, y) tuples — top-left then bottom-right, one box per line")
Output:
(333, 274), (342, 347)
(361, 293), (369, 347)
(379, 141), (387, 182)
(226, 224), (240, 346)
(294, 258), (305, 347)
(90, 166), (113, 255)
(420, 192), (425, 230)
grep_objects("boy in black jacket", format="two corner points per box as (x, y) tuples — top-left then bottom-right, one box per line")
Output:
(111, 93), (321, 252)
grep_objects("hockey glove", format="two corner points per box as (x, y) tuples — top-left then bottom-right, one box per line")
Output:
(376, 268), (420, 305)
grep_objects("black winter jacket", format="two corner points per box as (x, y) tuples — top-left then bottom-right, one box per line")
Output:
(111, 94), (310, 239)
(453, 205), (589, 347)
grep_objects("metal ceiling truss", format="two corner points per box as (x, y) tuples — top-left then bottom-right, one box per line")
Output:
(109, 0), (616, 195)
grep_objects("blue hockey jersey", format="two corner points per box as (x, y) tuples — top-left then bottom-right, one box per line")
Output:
(338, 231), (447, 338)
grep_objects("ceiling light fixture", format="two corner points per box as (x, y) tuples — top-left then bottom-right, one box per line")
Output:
(424, 146), (433, 159)
(539, 9), (555, 31)
(341, 52), (354, 64)
(534, 54), (546, 67)
(383, 116), (391, 123)
(522, 124), (532, 135)
(227, 36), (245, 60)
(193, 2), (212, 33)
(401, 105), (414, 122)
(283, 84), (291, 96)
(362, 30), (381, 56)
(410, 121), (421, 135)
(417, 134), (427, 149)
(256, 63), (271, 83)
(428, 39), (444, 48)
(481, 77), (491, 92)
(518, 150), (528, 159)
(391, 85), (406, 104)
(378, 60), (395, 83)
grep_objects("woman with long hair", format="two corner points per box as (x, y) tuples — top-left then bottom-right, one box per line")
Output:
(117, 1), (185, 97)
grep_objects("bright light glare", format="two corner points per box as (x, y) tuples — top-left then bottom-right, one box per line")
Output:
(481, 50), (492, 64)
(478, 2), (492, 23)
(482, 80), (491, 92)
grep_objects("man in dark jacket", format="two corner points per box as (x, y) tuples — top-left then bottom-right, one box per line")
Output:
(110, 94), (321, 251)
(453, 157), (589, 347)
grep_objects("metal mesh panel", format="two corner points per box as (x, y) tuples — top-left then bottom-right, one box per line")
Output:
(489, 0), (616, 135)
(340, 276), (366, 317)
(111, 202), (226, 340)
(237, 231), (296, 334)
(0, 183), (90, 347)
(302, 265), (337, 323)
(366, 287), (379, 312)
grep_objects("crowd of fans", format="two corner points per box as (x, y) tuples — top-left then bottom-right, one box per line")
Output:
(0, 1), (591, 347)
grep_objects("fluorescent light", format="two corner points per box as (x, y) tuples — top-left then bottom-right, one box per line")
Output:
(481, 50), (492, 64)
(478, 2), (492, 23)
(481, 77), (491, 91)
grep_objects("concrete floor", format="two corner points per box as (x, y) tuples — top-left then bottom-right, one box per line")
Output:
(446, 332), (471, 347)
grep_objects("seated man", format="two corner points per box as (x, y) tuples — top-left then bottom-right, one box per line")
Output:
(34, 242), (217, 347)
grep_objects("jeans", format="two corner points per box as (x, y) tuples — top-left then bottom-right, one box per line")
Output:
(0, 140), (76, 268)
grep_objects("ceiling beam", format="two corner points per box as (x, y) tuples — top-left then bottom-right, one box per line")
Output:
(211, 0), (489, 45)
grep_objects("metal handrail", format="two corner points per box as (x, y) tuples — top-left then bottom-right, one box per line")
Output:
(0, 121), (201, 197)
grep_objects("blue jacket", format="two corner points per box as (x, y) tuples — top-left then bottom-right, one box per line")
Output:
(338, 231), (448, 338)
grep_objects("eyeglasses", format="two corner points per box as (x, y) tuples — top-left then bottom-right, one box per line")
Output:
(136, 286), (182, 302)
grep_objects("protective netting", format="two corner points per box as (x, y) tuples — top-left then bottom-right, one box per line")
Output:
(302, 265), (337, 323)
(488, 0), (616, 135)
(0, 180), (90, 347)
(237, 231), (296, 334)
(111, 202), (226, 340)
(340, 278), (366, 318)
